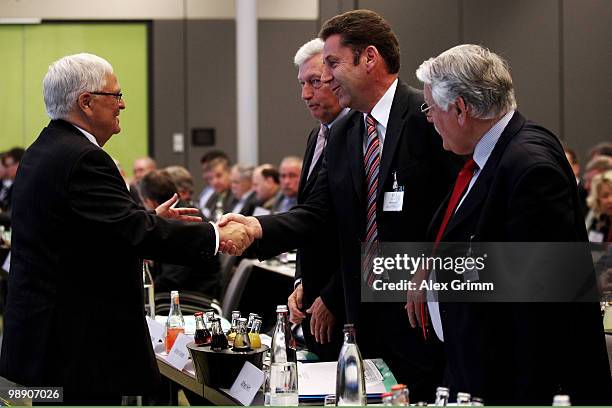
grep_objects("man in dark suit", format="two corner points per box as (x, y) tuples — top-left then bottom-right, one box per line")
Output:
(409, 44), (611, 404)
(0, 53), (250, 404)
(0, 147), (25, 225)
(220, 10), (459, 399)
(229, 164), (259, 216)
(201, 156), (237, 221)
(286, 38), (351, 361)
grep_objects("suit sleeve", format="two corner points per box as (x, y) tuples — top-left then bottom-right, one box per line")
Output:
(319, 269), (344, 318)
(68, 148), (216, 264)
(255, 149), (333, 259)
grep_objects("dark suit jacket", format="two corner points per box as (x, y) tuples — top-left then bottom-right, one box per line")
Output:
(234, 190), (259, 216)
(0, 120), (217, 398)
(293, 123), (345, 360)
(203, 190), (237, 221)
(295, 125), (344, 317)
(430, 111), (612, 404)
(255, 81), (460, 398)
(151, 200), (222, 298)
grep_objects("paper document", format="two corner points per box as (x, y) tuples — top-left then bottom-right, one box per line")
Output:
(297, 359), (387, 396)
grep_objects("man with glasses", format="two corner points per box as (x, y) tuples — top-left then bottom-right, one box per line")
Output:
(410, 44), (612, 404)
(0, 53), (251, 404)
(220, 10), (460, 399)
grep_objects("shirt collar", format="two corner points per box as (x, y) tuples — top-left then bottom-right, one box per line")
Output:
(325, 107), (350, 129)
(472, 110), (515, 170)
(73, 125), (101, 148)
(363, 78), (398, 131)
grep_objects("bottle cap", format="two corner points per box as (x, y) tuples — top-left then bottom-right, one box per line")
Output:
(391, 384), (407, 391)
(194, 311), (203, 317)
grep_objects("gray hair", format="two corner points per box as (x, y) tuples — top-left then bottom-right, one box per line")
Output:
(43, 53), (114, 120)
(231, 164), (255, 181)
(294, 38), (324, 67)
(280, 156), (303, 168)
(416, 44), (517, 119)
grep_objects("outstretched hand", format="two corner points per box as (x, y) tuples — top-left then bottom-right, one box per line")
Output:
(155, 193), (202, 222)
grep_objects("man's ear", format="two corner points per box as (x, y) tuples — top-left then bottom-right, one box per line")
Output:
(456, 96), (468, 126)
(77, 93), (93, 115)
(364, 45), (379, 72)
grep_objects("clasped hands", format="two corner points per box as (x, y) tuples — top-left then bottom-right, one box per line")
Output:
(155, 194), (262, 256)
(216, 213), (262, 256)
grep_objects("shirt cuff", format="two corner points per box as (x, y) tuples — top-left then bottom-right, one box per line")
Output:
(294, 278), (302, 289)
(210, 221), (219, 255)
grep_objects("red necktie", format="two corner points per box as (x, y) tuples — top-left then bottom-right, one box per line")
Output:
(363, 114), (381, 286)
(419, 159), (477, 340)
(435, 159), (477, 243)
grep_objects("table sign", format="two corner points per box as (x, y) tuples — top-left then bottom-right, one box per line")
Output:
(166, 332), (192, 370)
(146, 316), (165, 347)
(228, 361), (265, 406)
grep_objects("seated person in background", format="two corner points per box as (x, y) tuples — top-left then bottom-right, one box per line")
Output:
(202, 156), (236, 221)
(0, 147), (25, 227)
(564, 146), (588, 217)
(140, 170), (221, 298)
(251, 164), (280, 213)
(273, 156), (302, 213)
(230, 164), (258, 215)
(165, 165), (198, 208)
(584, 155), (612, 192)
(589, 142), (612, 161)
(586, 170), (612, 243)
(197, 150), (230, 211)
(129, 156), (156, 205)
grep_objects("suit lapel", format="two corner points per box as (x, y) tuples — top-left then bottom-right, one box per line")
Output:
(443, 112), (526, 237)
(346, 114), (365, 204)
(377, 82), (409, 202)
(297, 127), (319, 203)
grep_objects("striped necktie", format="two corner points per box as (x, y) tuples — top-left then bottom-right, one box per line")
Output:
(363, 114), (381, 286)
(307, 124), (328, 180)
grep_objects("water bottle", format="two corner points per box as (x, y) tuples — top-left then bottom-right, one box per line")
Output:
(268, 305), (298, 406)
(336, 323), (366, 406)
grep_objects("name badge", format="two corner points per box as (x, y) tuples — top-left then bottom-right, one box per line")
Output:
(383, 191), (404, 212)
(588, 230), (604, 243)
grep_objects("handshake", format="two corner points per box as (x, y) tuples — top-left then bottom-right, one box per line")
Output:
(216, 214), (263, 256)
(155, 195), (262, 256)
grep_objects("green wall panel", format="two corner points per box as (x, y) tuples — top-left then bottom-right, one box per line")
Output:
(1, 23), (148, 178)
(0, 26), (25, 151)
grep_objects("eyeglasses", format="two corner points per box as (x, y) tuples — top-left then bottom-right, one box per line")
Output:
(420, 102), (434, 114)
(90, 91), (123, 102)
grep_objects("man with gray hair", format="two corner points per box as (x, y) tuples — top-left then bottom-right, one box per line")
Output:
(229, 164), (258, 216)
(285, 38), (349, 361)
(411, 44), (611, 404)
(0, 53), (251, 404)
